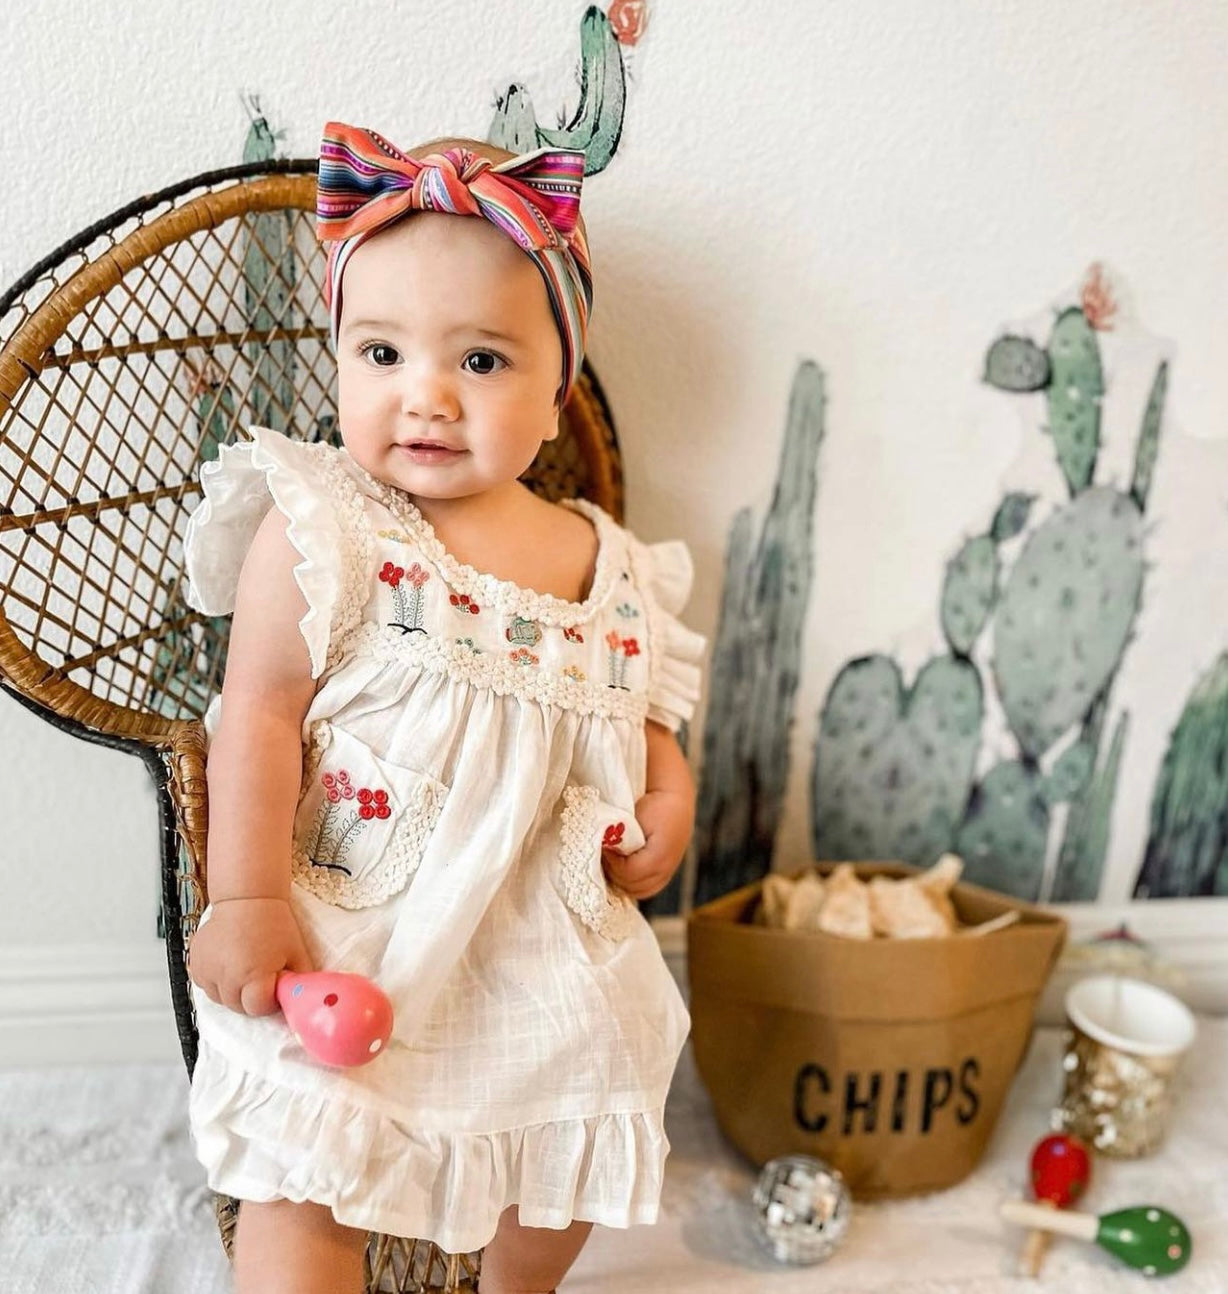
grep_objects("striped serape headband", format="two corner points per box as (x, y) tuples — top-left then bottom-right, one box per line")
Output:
(317, 122), (593, 401)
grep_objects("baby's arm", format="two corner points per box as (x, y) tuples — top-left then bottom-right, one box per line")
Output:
(602, 719), (696, 901)
(186, 507), (319, 1017)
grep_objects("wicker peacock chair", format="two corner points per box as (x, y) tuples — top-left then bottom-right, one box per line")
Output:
(0, 158), (623, 1294)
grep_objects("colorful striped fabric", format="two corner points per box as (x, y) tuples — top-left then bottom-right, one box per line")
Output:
(317, 122), (593, 400)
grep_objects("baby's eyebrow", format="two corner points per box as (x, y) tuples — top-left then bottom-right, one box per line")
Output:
(343, 319), (521, 346)
(445, 324), (521, 345)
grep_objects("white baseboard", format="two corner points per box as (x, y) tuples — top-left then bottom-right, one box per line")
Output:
(0, 941), (185, 1069)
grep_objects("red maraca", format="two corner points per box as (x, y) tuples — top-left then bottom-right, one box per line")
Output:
(275, 971), (394, 1068)
(1020, 1133), (1092, 1275)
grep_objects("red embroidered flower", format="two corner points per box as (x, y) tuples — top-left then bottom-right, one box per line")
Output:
(563, 626), (584, 642)
(509, 648), (540, 667)
(605, 629), (622, 651)
(449, 592), (481, 615)
(379, 561), (404, 589)
(622, 637), (641, 658)
(357, 787), (391, 821)
(608, 0), (648, 46)
(406, 562), (430, 590)
(603, 822), (626, 849)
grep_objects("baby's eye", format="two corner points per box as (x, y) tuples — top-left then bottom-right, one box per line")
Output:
(463, 350), (507, 376)
(361, 343), (400, 367)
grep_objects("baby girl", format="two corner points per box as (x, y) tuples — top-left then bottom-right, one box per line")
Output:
(184, 122), (705, 1294)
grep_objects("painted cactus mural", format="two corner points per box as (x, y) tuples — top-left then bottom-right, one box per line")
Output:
(489, 6), (626, 173)
(1134, 652), (1228, 898)
(241, 98), (297, 431)
(812, 267), (1169, 902)
(686, 361), (825, 908)
(813, 655), (983, 867)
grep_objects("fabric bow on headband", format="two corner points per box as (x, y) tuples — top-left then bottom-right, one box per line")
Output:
(317, 121), (593, 400)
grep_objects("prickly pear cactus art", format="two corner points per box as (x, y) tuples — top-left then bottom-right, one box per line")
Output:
(991, 487), (1143, 760)
(810, 265), (1170, 902)
(683, 362), (825, 909)
(489, 6), (627, 174)
(813, 655), (983, 866)
(1134, 653), (1228, 897)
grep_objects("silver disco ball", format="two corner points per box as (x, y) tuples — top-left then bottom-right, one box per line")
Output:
(751, 1153), (852, 1265)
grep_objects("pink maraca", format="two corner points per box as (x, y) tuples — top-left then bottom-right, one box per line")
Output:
(275, 971), (394, 1068)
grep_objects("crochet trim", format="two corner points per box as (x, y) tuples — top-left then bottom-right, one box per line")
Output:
(312, 447), (376, 672)
(341, 620), (650, 722)
(347, 461), (624, 627)
(291, 721), (447, 910)
(557, 785), (638, 941)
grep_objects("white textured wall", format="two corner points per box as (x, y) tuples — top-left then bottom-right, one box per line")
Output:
(2, 1), (1226, 1060)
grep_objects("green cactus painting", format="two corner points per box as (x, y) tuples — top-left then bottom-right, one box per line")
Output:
(683, 362), (825, 909)
(813, 654), (983, 866)
(1134, 653), (1228, 897)
(991, 487), (1143, 760)
(241, 97), (296, 430)
(489, 6), (626, 173)
(812, 266), (1169, 902)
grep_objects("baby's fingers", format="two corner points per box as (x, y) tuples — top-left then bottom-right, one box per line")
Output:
(604, 842), (671, 900)
(239, 971), (282, 1017)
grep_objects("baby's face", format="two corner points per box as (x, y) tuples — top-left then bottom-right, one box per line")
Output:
(335, 212), (563, 502)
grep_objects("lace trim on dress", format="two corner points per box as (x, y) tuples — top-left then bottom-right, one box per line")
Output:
(314, 450), (375, 672)
(340, 620), (650, 722)
(347, 463), (623, 627)
(557, 785), (639, 941)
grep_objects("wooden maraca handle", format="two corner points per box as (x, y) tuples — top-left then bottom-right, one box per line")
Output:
(1020, 1200), (1055, 1277)
(1002, 1199), (1098, 1240)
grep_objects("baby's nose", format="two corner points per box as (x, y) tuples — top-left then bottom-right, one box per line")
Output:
(401, 370), (460, 421)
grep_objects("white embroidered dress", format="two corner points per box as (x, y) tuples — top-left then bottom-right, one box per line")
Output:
(182, 427), (704, 1253)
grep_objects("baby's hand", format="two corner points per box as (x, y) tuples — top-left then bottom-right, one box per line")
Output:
(187, 896), (314, 1017)
(602, 789), (694, 901)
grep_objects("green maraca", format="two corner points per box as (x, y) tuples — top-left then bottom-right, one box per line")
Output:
(1000, 1200), (1191, 1277)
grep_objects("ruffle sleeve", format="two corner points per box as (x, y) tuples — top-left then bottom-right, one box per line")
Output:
(639, 537), (707, 733)
(183, 427), (353, 679)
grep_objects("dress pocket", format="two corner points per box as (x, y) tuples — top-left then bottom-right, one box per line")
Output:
(292, 721), (448, 910)
(556, 783), (646, 941)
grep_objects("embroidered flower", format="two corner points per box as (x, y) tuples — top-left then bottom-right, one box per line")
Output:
(384, 557), (430, 634)
(379, 561), (404, 589)
(509, 647), (540, 667)
(449, 591), (482, 616)
(562, 664), (587, 682)
(506, 616), (543, 647)
(615, 601), (640, 619)
(563, 625), (585, 643)
(357, 787), (391, 821)
(321, 769), (356, 803)
(605, 633), (640, 689)
(455, 636), (481, 653)
(603, 821), (626, 849)
(308, 771), (387, 874)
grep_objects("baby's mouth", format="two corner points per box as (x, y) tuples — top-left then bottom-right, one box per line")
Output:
(400, 441), (465, 460)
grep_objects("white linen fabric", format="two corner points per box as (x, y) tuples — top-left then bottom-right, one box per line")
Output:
(181, 427), (705, 1253)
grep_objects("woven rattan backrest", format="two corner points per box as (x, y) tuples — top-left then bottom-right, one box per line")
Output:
(0, 163), (622, 749)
